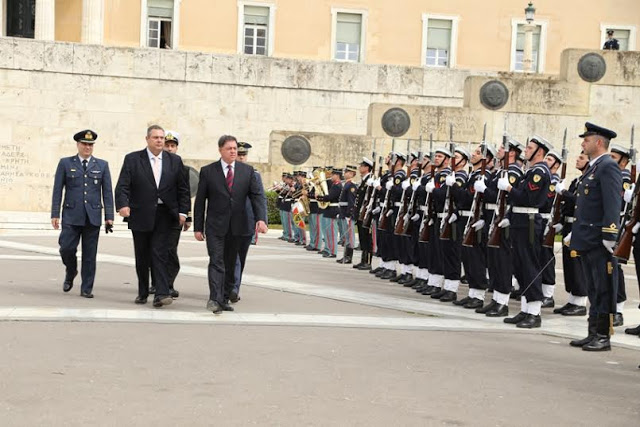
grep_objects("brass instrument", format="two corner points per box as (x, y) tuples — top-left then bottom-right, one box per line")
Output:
(291, 182), (312, 217)
(310, 168), (330, 209)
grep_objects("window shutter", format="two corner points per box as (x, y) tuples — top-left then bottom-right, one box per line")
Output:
(245, 6), (269, 25)
(336, 13), (362, 44)
(427, 19), (452, 50)
(149, 0), (174, 18)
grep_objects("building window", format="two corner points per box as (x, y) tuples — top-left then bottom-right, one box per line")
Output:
(147, 0), (174, 48)
(331, 10), (367, 63)
(6, 0), (35, 39)
(600, 25), (637, 51)
(514, 24), (541, 71)
(510, 19), (547, 73)
(243, 5), (269, 55)
(421, 14), (458, 68)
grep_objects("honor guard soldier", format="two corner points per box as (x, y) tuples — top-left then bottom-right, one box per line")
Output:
(337, 165), (358, 263)
(383, 152), (407, 281)
(603, 29), (620, 50)
(412, 155), (433, 293)
(398, 153), (421, 286)
(609, 143), (632, 326)
(370, 154), (392, 276)
(568, 123), (622, 351)
(317, 168), (343, 258)
(499, 135), (553, 328)
(552, 151), (589, 316)
(540, 150), (563, 308)
(353, 158), (374, 269)
(51, 130), (114, 298)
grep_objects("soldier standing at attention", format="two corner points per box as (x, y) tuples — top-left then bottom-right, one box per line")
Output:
(317, 168), (343, 259)
(540, 150), (563, 309)
(568, 123), (622, 351)
(51, 130), (114, 298)
(337, 165), (358, 264)
(352, 158), (374, 269)
(603, 29), (620, 50)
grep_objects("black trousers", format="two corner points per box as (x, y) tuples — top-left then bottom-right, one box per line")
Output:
(206, 232), (242, 304)
(581, 245), (618, 316)
(487, 228), (512, 295)
(356, 221), (371, 253)
(429, 219), (444, 275)
(462, 243), (487, 290)
(166, 227), (182, 289)
(441, 222), (462, 280)
(616, 265), (626, 304)
(132, 206), (175, 299)
(540, 246), (556, 285)
(511, 226), (544, 302)
(562, 246), (587, 297)
(59, 221), (100, 293)
(233, 235), (253, 294)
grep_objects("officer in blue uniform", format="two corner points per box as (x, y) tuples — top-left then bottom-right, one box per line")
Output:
(352, 158), (374, 269)
(337, 165), (358, 264)
(317, 168), (343, 258)
(51, 130), (114, 298)
(568, 123), (622, 351)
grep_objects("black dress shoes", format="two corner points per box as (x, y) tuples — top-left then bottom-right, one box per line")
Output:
(207, 300), (223, 314)
(504, 311), (527, 324)
(613, 313), (624, 327)
(135, 296), (147, 304)
(430, 288), (446, 300)
(439, 290), (457, 302)
(380, 270), (396, 280)
(63, 271), (77, 292)
(464, 298), (484, 310)
(222, 302), (234, 311)
(421, 285), (437, 295)
(357, 263), (371, 271)
(486, 304), (509, 317)
(562, 305), (587, 316)
(323, 253), (336, 258)
(149, 286), (156, 295)
(516, 314), (541, 329)
(453, 296), (471, 306)
(370, 266), (383, 275)
(153, 296), (172, 308)
(475, 300), (498, 314)
(229, 291), (241, 303)
(170, 289), (180, 298)
(553, 303), (572, 314)
(541, 297), (555, 308)
(582, 334), (611, 351)
(570, 335), (595, 347)
(80, 291), (94, 299)
(375, 268), (387, 277)
(390, 273), (405, 283)
(624, 324), (640, 335)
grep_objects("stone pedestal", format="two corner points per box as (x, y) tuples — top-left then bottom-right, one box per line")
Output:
(34, 0), (55, 41)
(82, 0), (105, 44)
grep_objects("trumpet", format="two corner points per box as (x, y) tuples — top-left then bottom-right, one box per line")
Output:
(266, 181), (284, 192)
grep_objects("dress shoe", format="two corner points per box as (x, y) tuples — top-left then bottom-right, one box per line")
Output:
(504, 311), (527, 324)
(152, 296), (172, 308)
(207, 300), (223, 314)
(352, 262), (363, 269)
(370, 266), (383, 275)
(439, 290), (457, 302)
(229, 291), (241, 303)
(222, 302), (235, 311)
(516, 314), (541, 329)
(541, 297), (555, 308)
(404, 277), (419, 287)
(553, 303), (572, 314)
(398, 275), (414, 286)
(453, 296), (472, 306)
(295, 241), (304, 246)
(63, 271), (77, 292)
(305, 246), (316, 251)
(624, 324), (640, 335)
(375, 268), (387, 278)
(390, 273), (405, 283)
(464, 298), (484, 310)
(323, 253), (337, 258)
(486, 304), (509, 317)
(287, 238), (295, 243)
(80, 291), (94, 299)
(421, 286), (437, 295)
(134, 296), (147, 304)
(357, 263), (371, 271)
(613, 313), (624, 327)
(570, 316), (597, 347)
(380, 270), (396, 280)
(170, 289), (180, 298)
(475, 300), (498, 314)
(430, 288), (446, 299)
(149, 286), (156, 295)
(562, 305), (587, 316)
(582, 334), (611, 351)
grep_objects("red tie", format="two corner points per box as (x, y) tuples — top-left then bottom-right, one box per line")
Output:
(226, 165), (234, 191)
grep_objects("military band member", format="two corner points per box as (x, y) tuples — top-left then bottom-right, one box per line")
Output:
(353, 158), (374, 269)
(51, 130), (114, 298)
(317, 168), (343, 258)
(305, 167), (322, 252)
(499, 136), (553, 328)
(293, 171), (308, 246)
(337, 165), (358, 263)
(276, 172), (290, 241)
(540, 150), (563, 308)
(568, 123), (622, 351)
(603, 29), (620, 50)
(282, 173), (295, 243)
(553, 151), (589, 316)
(318, 166), (334, 256)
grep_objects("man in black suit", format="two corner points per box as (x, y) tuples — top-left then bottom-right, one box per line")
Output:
(115, 125), (191, 307)
(194, 135), (268, 314)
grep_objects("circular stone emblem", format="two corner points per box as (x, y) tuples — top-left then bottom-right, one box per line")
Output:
(187, 166), (199, 197)
(577, 53), (606, 83)
(381, 108), (411, 137)
(479, 80), (509, 110)
(281, 135), (311, 165)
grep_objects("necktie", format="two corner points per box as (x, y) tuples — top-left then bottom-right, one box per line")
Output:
(226, 165), (234, 191)
(82, 159), (87, 172)
(153, 156), (161, 187)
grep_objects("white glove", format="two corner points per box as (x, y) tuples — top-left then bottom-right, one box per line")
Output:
(498, 218), (510, 228)
(624, 184), (635, 203)
(474, 179), (487, 194)
(445, 174), (456, 187)
(497, 177), (510, 191)
(411, 213), (420, 222)
(412, 181), (420, 191)
(448, 213), (458, 224)
(563, 232), (572, 246)
(472, 219), (485, 231)
(366, 178), (375, 186)
(425, 181), (436, 193)
(372, 207), (381, 215)
(603, 240), (615, 254)
(553, 223), (563, 233)
(554, 180), (566, 194)
(385, 181), (393, 190)
(633, 222), (640, 234)
(385, 209), (393, 217)
(401, 179), (411, 190)
(373, 179), (381, 188)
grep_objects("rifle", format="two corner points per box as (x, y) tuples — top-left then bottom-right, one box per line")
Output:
(402, 136), (424, 235)
(439, 124), (456, 240)
(487, 117), (510, 248)
(394, 140), (412, 235)
(362, 156), (384, 229)
(358, 139), (377, 222)
(542, 129), (568, 248)
(378, 139), (397, 230)
(614, 125), (637, 261)
(419, 134), (436, 242)
(462, 124), (487, 247)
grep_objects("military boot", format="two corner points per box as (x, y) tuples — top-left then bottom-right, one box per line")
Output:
(582, 314), (612, 351)
(570, 316), (597, 347)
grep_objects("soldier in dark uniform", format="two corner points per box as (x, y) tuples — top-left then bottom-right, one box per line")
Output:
(51, 130), (114, 298)
(499, 135), (553, 328)
(370, 155), (392, 276)
(337, 165), (358, 264)
(352, 158), (374, 269)
(397, 153), (421, 285)
(305, 167), (322, 252)
(567, 123), (621, 351)
(552, 151), (589, 316)
(317, 168), (343, 258)
(540, 150), (562, 308)
(411, 155), (432, 292)
(603, 29), (620, 50)
(276, 172), (287, 240)
(382, 153), (407, 281)
(373, 154), (401, 279)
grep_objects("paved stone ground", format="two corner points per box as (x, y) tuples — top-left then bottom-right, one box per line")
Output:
(0, 229), (639, 426)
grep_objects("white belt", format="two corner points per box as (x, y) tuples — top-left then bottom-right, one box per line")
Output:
(379, 202), (384, 207)
(460, 210), (473, 217)
(540, 213), (551, 220)
(485, 203), (498, 210)
(437, 213), (447, 218)
(338, 202), (348, 206)
(512, 207), (539, 214)
(284, 198), (292, 202)
(329, 203), (340, 207)
(420, 206), (428, 212)
(565, 216), (575, 223)
(394, 202), (402, 207)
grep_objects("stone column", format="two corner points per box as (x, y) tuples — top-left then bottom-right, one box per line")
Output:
(82, 0), (105, 44)
(522, 22), (535, 73)
(35, 0), (56, 41)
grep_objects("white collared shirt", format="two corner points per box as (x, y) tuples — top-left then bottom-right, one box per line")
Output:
(220, 158), (235, 176)
(589, 152), (608, 167)
(78, 155), (93, 165)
